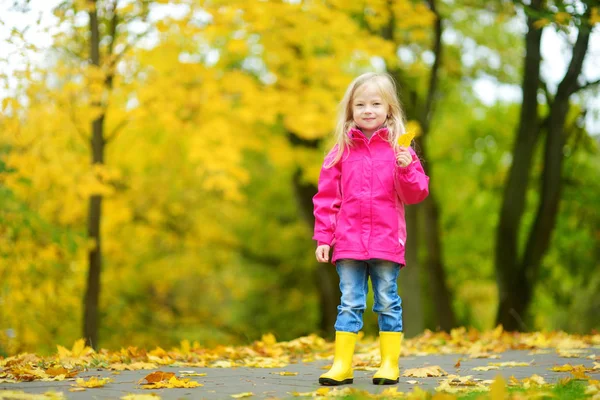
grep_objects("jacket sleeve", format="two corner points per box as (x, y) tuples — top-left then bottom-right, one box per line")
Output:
(312, 148), (342, 246)
(394, 147), (429, 205)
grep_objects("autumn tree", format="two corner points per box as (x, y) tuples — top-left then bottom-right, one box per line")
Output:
(495, 0), (598, 330)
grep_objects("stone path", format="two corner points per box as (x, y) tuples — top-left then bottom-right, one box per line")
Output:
(1, 350), (594, 399)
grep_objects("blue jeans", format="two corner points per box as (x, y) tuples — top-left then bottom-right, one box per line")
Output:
(334, 259), (403, 333)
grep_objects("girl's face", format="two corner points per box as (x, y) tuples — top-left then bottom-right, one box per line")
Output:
(351, 82), (389, 138)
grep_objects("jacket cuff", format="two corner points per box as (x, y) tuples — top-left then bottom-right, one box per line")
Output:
(397, 161), (416, 175)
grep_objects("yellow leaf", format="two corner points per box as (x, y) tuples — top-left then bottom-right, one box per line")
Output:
(403, 365), (448, 378)
(398, 130), (416, 147)
(262, 333), (277, 345)
(121, 395), (161, 400)
(231, 393), (254, 398)
(472, 366), (499, 371)
(550, 364), (576, 372)
(272, 371), (298, 376)
(490, 375), (507, 400)
(490, 361), (532, 367)
(75, 376), (113, 388)
(140, 376), (202, 389)
(139, 371), (175, 384)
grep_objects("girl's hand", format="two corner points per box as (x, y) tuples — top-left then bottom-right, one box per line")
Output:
(316, 245), (331, 263)
(396, 148), (412, 167)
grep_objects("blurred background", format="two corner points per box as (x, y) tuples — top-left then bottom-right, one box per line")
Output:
(0, 0), (598, 356)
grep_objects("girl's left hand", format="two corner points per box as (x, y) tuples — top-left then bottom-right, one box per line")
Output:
(396, 148), (412, 167)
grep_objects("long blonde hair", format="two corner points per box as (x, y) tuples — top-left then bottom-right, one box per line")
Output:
(326, 72), (407, 167)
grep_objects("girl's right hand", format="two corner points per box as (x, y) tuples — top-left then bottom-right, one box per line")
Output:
(316, 245), (331, 263)
(396, 147), (412, 167)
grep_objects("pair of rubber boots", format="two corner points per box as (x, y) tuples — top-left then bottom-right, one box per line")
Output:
(319, 331), (402, 386)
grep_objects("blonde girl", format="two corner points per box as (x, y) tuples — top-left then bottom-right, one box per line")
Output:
(313, 72), (429, 386)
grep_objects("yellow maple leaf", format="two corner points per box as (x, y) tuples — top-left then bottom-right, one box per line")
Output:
(231, 392), (254, 398)
(550, 364), (576, 372)
(141, 376), (202, 389)
(121, 395), (161, 400)
(398, 130), (416, 147)
(75, 376), (113, 388)
(272, 371), (298, 376)
(402, 365), (448, 378)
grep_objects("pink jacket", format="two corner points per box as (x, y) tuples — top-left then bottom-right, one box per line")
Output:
(312, 127), (429, 266)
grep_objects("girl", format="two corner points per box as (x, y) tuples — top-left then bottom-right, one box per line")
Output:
(313, 72), (429, 386)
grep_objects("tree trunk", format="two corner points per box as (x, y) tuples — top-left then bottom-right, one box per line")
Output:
(83, 1), (105, 349)
(403, 0), (457, 331)
(494, 0), (543, 331)
(495, 0), (590, 330)
(399, 206), (424, 337)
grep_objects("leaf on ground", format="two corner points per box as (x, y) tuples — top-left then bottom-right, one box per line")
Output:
(272, 371), (298, 376)
(45, 367), (77, 378)
(468, 352), (500, 359)
(121, 395), (161, 400)
(140, 375), (201, 389)
(211, 360), (235, 368)
(111, 362), (158, 371)
(231, 392), (254, 398)
(139, 371), (175, 384)
(558, 349), (588, 358)
(550, 363), (579, 372)
(403, 365), (448, 378)
(288, 388), (330, 397)
(472, 366), (499, 371)
(74, 376), (113, 388)
(0, 390), (66, 399)
(521, 374), (547, 388)
(489, 361), (532, 367)
(179, 372), (206, 377)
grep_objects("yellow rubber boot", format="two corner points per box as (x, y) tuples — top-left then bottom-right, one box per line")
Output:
(372, 331), (403, 385)
(319, 331), (357, 386)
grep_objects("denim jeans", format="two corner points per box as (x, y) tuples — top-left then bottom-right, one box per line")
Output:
(334, 259), (403, 333)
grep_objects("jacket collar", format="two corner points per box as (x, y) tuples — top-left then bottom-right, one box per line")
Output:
(348, 126), (390, 141)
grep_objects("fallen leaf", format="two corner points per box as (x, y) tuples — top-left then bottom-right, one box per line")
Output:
(272, 371), (298, 376)
(74, 376), (113, 388)
(231, 392), (254, 398)
(140, 375), (202, 389)
(489, 361), (532, 367)
(121, 395), (161, 400)
(402, 365), (448, 378)
(139, 371), (175, 384)
(472, 366), (499, 371)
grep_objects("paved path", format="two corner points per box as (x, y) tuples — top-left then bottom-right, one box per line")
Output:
(1, 350), (595, 399)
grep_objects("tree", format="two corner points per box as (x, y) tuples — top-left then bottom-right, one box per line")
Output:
(495, 0), (597, 330)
